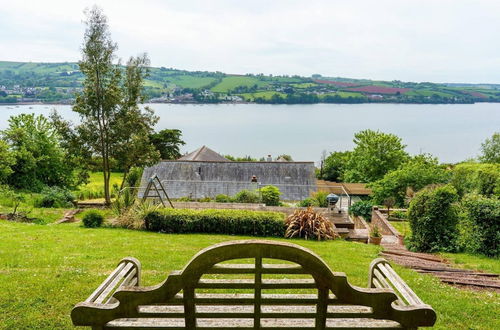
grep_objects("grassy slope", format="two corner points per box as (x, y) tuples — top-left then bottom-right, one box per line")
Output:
(0, 220), (498, 329)
(211, 76), (269, 93)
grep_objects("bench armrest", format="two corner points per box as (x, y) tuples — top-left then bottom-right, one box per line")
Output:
(369, 258), (425, 306)
(84, 257), (141, 305)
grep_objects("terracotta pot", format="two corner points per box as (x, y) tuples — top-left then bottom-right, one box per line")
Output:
(369, 236), (382, 245)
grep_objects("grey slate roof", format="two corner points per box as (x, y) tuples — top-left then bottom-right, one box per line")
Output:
(178, 145), (230, 162)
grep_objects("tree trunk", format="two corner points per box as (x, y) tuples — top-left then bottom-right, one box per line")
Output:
(120, 168), (130, 191)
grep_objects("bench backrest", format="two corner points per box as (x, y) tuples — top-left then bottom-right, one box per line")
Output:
(72, 240), (436, 329)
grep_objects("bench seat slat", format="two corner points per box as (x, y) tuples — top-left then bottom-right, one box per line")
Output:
(105, 317), (401, 329)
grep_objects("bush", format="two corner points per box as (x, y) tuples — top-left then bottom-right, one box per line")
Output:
(233, 189), (261, 204)
(391, 210), (407, 220)
(214, 194), (232, 203)
(144, 208), (285, 237)
(82, 210), (104, 228)
(450, 163), (500, 197)
(348, 200), (373, 220)
(285, 207), (338, 240)
(260, 185), (281, 206)
(125, 167), (143, 187)
(407, 185), (460, 252)
(311, 191), (329, 207)
(34, 186), (75, 208)
(460, 195), (500, 257)
(297, 197), (320, 207)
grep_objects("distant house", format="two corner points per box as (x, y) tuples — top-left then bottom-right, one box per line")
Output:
(140, 146), (316, 200)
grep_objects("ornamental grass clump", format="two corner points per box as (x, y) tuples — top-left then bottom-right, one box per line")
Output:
(285, 207), (338, 240)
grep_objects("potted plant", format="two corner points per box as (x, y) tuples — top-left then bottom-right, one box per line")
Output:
(369, 224), (382, 245)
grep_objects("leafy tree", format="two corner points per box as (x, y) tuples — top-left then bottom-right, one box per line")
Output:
(479, 132), (500, 163)
(224, 155), (258, 162)
(369, 155), (450, 206)
(343, 130), (409, 183)
(149, 129), (185, 160)
(73, 7), (158, 204)
(2, 114), (73, 191)
(450, 162), (500, 197)
(0, 140), (14, 183)
(320, 151), (350, 181)
(277, 154), (293, 161)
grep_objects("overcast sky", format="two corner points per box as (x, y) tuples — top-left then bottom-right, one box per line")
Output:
(1, 0), (499, 83)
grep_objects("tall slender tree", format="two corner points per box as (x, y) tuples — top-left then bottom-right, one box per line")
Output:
(74, 7), (158, 204)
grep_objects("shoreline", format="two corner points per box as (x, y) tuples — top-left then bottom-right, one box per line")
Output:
(1, 100), (499, 107)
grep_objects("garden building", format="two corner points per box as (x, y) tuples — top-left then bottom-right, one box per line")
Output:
(139, 146), (316, 200)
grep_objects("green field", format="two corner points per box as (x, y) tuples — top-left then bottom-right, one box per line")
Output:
(0, 220), (498, 329)
(74, 172), (123, 200)
(211, 76), (270, 93)
(239, 91), (286, 101)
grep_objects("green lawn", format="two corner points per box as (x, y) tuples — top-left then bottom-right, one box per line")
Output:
(389, 220), (410, 236)
(0, 220), (498, 329)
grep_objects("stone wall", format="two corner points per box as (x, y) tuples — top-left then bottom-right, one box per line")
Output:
(371, 207), (400, 236)
(140, 160), (316, 201)
(169, 201), (328, 215)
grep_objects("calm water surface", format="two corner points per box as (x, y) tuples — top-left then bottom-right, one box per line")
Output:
(1, 103), (499, 163)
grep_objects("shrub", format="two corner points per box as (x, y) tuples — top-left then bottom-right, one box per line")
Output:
(450, 163), (500, 197)
(115, 201), (159, 229)
(198, 197), (212, 203)
(34, 186), (75, 208)
(391, 210), (407, 219)
(112, 188), (135, 216)
(233, 189), (261, 204)
(407, 185), (460, 252)
(214, 194), (232, 203)
(370, 225), (381, 238)
(297, 197), (320, 207)
(260, 185), (281, 206)
(348, 200), (373, 220)
(82, 210), (104, 228)
(311, 191), (329, 207)
(125, 167), (143, 188)
(144, 208), (285, 237)
(285, 207), (337, 240)
(460, 195), (500, 257)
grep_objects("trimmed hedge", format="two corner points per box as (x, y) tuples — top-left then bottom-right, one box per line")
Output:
(460, 195), (500, 257)
(407, 185), (460, 252)
(144, 208), (285, 237)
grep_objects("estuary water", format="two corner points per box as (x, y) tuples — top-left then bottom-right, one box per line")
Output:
(1, 102), (499, 164)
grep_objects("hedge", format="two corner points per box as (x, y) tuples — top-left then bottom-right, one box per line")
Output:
(407, 185), (460, 252)
(460, 195), (500, 257)
(144, 208), (285, 237)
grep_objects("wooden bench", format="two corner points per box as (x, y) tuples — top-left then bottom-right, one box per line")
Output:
(72, 240), (436, 329)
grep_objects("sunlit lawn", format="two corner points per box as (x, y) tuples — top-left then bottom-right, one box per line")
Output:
(0, 220), (498, 329)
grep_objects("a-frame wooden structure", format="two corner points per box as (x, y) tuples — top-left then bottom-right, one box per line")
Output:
(141, 174), (174, 208)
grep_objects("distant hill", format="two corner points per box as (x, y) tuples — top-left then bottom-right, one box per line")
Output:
(0, 61), (499, 104)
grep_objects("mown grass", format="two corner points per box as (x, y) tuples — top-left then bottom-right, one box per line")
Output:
(0, 220), (498, 329)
